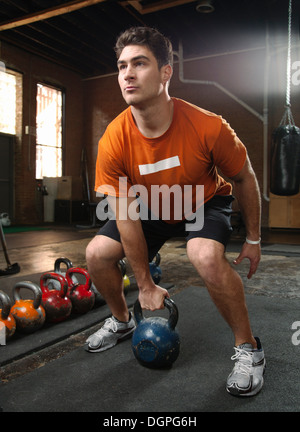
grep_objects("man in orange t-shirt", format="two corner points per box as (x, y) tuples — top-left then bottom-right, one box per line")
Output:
(95, 98), (246, 222)
(85, 27), (265, 398)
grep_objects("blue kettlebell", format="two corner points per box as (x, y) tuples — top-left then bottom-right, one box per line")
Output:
(132, 297), (180, 368)
(149, 253), (162, 284)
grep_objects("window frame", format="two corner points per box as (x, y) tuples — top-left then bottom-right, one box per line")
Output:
(35, 81), (65, 180)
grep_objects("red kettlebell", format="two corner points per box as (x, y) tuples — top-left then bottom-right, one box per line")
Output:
(66, 267), (95, 314)
(40, 272), (72, 323)
(11, 281), (46, 334)
(0, 290), (16, 340)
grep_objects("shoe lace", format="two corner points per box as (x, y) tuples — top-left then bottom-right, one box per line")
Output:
(231, 347), (253, 375)
(95, 317), (118, 335)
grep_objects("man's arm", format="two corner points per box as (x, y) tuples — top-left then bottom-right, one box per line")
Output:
(108, 196), (169, 310)
(230, 155), (261, 279)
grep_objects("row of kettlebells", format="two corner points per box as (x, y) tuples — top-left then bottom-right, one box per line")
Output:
(0, 253), (162, 342)
(0, 263), (95, 341)
(0, 257), (128, 340)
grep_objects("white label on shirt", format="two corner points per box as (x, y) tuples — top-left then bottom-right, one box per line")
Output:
(138, 156), (180, 176)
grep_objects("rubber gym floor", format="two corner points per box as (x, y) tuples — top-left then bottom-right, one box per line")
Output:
(0, 224), (300, 413)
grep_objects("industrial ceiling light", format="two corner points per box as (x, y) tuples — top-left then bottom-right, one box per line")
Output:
(196, 0), (215, 13)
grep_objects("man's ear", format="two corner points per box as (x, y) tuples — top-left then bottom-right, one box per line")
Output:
(162, 64), (173, 84)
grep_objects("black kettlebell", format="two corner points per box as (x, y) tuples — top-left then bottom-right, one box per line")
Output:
(48, 257), (74, 290)
(132, 297), (180, 368)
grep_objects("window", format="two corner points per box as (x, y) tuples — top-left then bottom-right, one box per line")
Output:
(0, 68), (22, 135)
(36, 83), (63, 179)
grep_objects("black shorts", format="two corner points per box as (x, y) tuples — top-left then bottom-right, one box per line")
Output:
(97, 195), (234, 261)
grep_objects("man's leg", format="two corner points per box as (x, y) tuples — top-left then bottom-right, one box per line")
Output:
(84, 217), (168, 353)
(84, 233), (136, 353)
(86, 234), (129, 322)
(187, 237), (265, 397)
(186, 237), (256, 347)
(86, 216), (169, 321)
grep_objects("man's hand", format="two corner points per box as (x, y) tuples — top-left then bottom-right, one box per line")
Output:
(139, 284), (170, 311)
(233, 242), (261, 279)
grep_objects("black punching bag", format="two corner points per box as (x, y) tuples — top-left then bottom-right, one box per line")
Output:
(270, 125), (300, 196)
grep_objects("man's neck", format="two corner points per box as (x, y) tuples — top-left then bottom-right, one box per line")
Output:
(131, 96), (174, 139)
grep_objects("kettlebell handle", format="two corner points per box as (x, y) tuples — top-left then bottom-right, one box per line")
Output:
(0, 290), (12, 320)
(40, 272), (68, 297)
(133, 297), (178, 330)
(150, 253), (160, 266)
(119, 259), (127, 277)
(54, 257), (73, 273)
(66, 267), (92, 290)
(13, 281), (42, 310)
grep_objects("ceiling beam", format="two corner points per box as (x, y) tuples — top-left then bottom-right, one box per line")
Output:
(0, 0), (107, 31)
(127, 0), (196, 15)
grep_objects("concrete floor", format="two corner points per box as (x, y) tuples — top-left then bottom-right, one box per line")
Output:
(2, 224), (300, 298)
(1, 224), (300, 412)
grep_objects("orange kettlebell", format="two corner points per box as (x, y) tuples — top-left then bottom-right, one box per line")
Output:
(0, 290), (16, 340)
(11, 281), (46, 333)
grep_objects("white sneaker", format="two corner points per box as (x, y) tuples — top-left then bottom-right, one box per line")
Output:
(226, 337), (266, 396)
(84, 313), (136, 353)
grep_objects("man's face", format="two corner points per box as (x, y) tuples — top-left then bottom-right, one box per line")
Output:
(117, 45), (169, 107)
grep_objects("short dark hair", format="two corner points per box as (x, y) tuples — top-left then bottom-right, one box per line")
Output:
(114, 26), (173, 69)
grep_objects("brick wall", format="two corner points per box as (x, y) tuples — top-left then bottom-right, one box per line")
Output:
(1, 41), (84, 224)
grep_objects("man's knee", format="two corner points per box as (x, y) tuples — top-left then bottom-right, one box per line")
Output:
(86, 235), (124, 268)
(187, 238), (226, 284)
(86, 236), (101, 263)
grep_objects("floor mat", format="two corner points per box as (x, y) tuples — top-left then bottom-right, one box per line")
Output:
(1, 286), (299, 412)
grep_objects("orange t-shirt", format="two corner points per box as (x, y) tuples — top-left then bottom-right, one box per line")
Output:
(95, 98), (247, 223)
